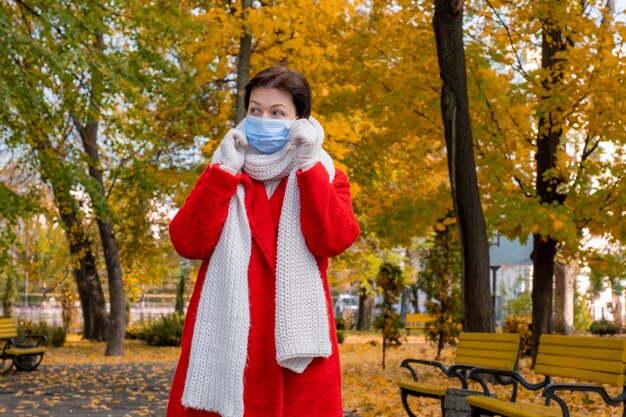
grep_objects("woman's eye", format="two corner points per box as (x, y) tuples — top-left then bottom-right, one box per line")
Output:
(273, 110), (285, 116)
(250, 108), (260, 114)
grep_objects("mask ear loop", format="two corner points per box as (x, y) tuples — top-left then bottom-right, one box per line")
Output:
(285, 118), (297, 150)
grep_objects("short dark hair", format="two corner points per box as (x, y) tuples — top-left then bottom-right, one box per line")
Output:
(244, 66), (312, 119)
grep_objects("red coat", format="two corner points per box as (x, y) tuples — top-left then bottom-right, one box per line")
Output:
(167, 162), (360, 417)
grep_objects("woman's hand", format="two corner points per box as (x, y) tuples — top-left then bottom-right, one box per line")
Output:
(219, 128), (248, 174)
(288, 119), (320, 170)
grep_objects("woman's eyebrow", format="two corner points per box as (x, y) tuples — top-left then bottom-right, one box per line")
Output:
(249, 99), (286, 108)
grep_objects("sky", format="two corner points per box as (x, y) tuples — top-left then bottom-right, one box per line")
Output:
(617, 0), (626, 22)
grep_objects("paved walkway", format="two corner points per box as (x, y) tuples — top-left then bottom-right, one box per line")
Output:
(0, 363), (360, 416)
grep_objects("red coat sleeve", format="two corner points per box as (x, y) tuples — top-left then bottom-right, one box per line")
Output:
(296, 162), (361, 258)
(169, 163), (240, 260)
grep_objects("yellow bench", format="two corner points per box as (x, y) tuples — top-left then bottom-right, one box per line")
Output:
(404, 313), (435, 331)
(398, 332), (521, 417)
(0, 318), (47, 372)
(466, 334), (626, 417)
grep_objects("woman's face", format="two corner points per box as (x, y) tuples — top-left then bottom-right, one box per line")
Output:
(247, 87), (297, 120)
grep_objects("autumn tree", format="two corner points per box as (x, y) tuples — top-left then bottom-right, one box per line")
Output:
(0, 0), (199, 353)
(328, 234), (382, 330)
(465, 0), (626, 362)
(0, 30), (111, 342)
(374, 262), (405, 369)
(419, 215), (462, 358)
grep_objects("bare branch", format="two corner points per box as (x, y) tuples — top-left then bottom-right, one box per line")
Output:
(484, 0), (529, 78)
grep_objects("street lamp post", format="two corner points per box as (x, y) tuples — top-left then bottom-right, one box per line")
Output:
(490, 265), (501, 325)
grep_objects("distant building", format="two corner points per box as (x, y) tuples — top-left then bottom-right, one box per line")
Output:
(491, 233), (620, 326)
(490, 234), (533, 325)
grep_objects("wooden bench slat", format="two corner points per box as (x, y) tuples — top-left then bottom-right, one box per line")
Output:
(459, 332), (521, 343)
(455, 356), (517, 370)
(540, 334), (626, 350)
(405, 324), (429, 329)
(404, 313), (435, 329)
(405, 313), (434, 320)
(537, 354), (625, 376)
(5, 346), (47, 356)
(539, 336), (626, 362)
(539, 344), (624, 361)
(0, 318), (19, 339)
(459, 340), (520, 352)
(398, 379), (446, 397)
(456, 347), (519, 362)
(535, 364), (625, 386)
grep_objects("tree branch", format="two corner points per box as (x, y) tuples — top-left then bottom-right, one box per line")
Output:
(484, 0), (529, 79)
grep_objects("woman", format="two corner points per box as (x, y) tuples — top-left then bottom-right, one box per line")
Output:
(167, 66), (360, 417)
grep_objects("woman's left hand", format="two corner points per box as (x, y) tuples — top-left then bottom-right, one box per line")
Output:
(288, 119), (320, 170)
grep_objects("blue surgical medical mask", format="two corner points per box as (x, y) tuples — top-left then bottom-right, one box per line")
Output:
(243, 115), (292, 154)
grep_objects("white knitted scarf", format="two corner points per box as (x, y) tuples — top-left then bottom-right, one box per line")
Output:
(182, 117), (335, 417)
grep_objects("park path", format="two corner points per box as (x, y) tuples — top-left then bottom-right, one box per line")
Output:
(0, 363), (360, 417)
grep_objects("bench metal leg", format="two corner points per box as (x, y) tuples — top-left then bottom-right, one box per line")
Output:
(470, 406), (496, 417)
(401, 389), (447, 417)
(401, 390), (418, 417)
(13, 354), (44, 372)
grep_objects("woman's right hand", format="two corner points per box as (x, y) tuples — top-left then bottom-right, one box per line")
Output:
(219, 128), (248, 174)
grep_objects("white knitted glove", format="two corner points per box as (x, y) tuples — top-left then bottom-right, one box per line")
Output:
(219, 128), (247, 174)
(288, 119), (321, 171)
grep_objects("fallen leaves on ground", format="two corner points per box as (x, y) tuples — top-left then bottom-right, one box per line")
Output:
(0, 333), (622, 416)
(0, 362), (173, 416)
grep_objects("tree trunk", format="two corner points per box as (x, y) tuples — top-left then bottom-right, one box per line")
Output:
(175, 261), (189, 315)
(407, 247), (420, 313)
(235, 0), (253, 124)
(73, 32), (126, 356)
(433, 0), (493, 333)
(400, 289), (409, 319)
(437, 328), (445, 359)
(602, 0), (615, 26)
(97, 219), (125, 357)
(34, 138), (109, 341)
(553, 261), (575, 335)
(411, 285), (419, 313)
(2, 274), (15, 318)
(357, 281), (373, 331)
(53, 186), (109, 341)
(531, 6), (567, 365)
(612, 278), (623, 330)
(61, 279), (76, 332)
(382, 327), (387, 370)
